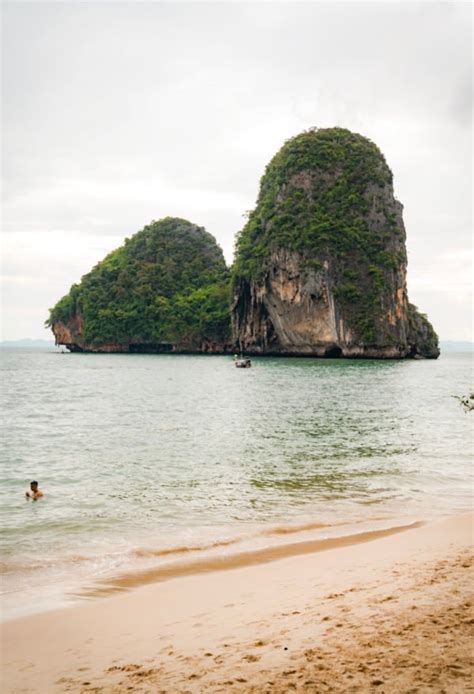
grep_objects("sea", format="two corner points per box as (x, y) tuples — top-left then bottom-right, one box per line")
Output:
(1, 348), (472, 621)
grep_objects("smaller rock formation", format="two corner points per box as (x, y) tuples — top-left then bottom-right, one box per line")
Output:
(47, 218), (232, 353)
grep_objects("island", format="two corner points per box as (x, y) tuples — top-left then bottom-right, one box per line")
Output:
(48, 128), (439, 358)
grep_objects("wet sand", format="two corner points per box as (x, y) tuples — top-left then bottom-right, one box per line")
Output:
(1, 513), (472, 693)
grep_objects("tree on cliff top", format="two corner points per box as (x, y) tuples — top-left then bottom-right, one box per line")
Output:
(46, 217), (231, 346)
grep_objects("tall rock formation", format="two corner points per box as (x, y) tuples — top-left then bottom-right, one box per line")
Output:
(232, 128), (439, 358)
(47, 218), (231, 353)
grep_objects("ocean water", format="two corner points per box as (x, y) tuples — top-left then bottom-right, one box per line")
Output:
(1, 349), (472, 620)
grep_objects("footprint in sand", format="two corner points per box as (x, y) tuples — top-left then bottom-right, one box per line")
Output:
(243, 654), (261, 662)
(107, 663), (142, 673)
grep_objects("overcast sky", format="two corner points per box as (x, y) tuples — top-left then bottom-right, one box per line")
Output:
(1, 1), (472, 341)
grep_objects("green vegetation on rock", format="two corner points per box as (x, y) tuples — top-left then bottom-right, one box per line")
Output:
(234, 127), (398, 282)
(46, 218), (231, 348)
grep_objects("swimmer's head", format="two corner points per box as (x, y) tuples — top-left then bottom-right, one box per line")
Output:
(30, 481), (38, 491)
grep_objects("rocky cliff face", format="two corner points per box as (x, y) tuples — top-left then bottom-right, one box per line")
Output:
(51, 320), (229, 353)
(232, 128), (439, 358)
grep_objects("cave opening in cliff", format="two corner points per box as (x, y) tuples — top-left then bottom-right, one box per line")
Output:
(324, 346), (343, 358)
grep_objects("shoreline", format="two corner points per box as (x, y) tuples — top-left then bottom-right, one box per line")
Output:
(2, 512), (472, 692)
(80, 520), (425, 598)
(0, 513), (430, 622)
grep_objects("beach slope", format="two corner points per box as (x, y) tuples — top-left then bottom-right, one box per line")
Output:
(2, 514), (472, 692)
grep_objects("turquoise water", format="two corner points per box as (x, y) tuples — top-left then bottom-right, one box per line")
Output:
(1, 349), (472, 619)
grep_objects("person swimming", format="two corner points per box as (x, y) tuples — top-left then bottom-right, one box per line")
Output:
(26, 480), (43, 500)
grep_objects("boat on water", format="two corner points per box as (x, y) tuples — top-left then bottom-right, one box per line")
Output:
(234, 356), (252, 368)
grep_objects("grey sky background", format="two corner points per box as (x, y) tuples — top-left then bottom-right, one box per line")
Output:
(1, 1), (472, 341)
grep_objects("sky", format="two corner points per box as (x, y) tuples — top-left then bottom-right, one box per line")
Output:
(1, 0), (472, 341)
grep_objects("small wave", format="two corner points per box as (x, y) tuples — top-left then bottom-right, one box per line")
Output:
(1, 515), (397, 579)
(133, 514), (389, 557)
(262, 520), (344, 536)
(80, 520), (425, 598)
(0, 553), (91, 576)
(131, 519), (357, 557)
(132, 537), (240, 558)
(258, 514), (393, 538)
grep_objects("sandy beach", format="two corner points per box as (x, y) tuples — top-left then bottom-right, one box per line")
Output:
(2, 513), (472, 693)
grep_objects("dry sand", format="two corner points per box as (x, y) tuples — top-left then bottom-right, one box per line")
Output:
(1, 513), (473, 693)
